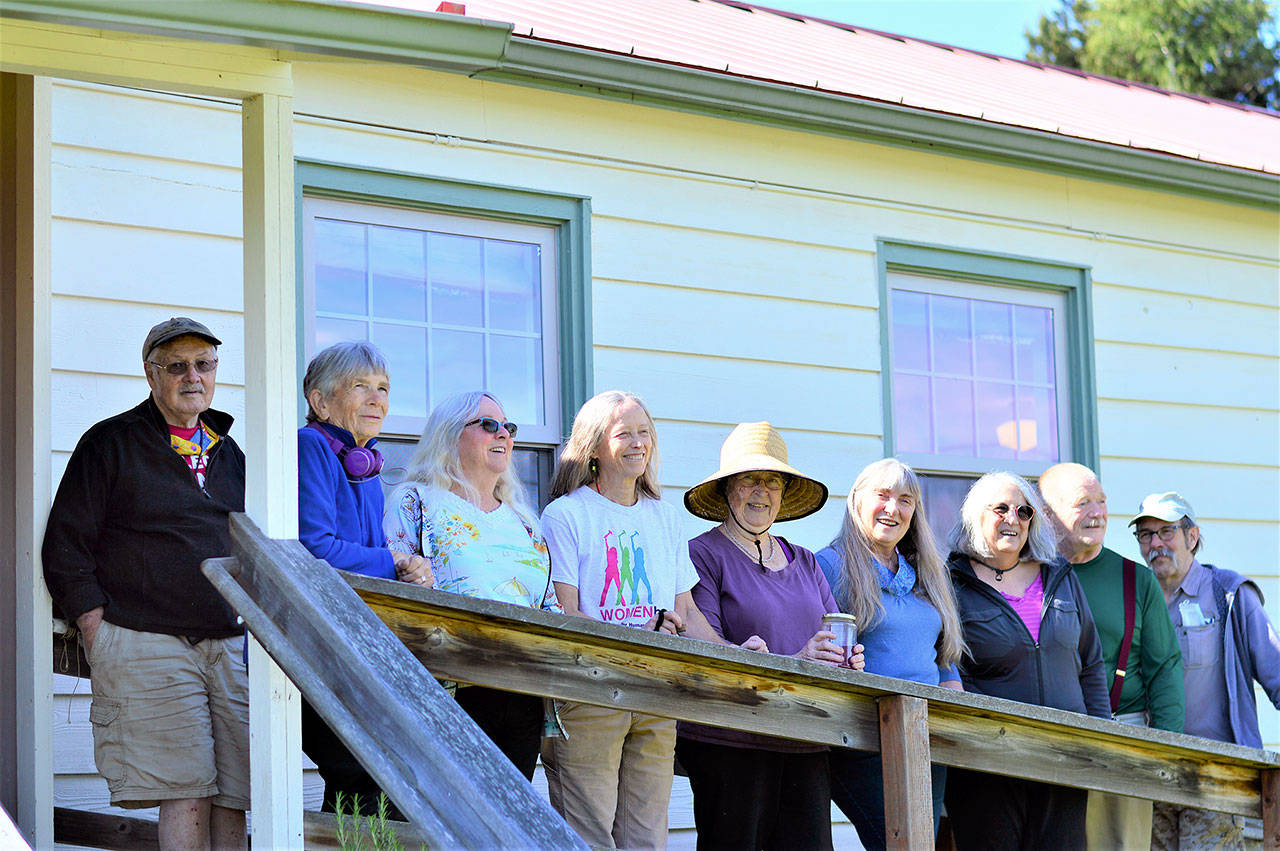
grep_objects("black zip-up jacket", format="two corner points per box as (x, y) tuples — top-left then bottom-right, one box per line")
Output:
(43, 396), (246, 638)
(948, 552), (1110, 718)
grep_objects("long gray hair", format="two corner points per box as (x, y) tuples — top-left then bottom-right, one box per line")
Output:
(397, 391), (536, 529)
(828, 458), (964, 668)
(549, 390), (662, 501)
(949, 471), (1058, 564)
(302, 341), (389, 423)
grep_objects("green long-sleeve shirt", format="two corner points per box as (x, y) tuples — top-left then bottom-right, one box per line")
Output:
(1072, 546), (1185, 731)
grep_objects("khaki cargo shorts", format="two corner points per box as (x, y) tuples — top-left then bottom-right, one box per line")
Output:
(85, 620), (250, 810)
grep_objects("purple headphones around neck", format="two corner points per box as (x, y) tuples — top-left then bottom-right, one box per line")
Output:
(309, 422), (384, 479)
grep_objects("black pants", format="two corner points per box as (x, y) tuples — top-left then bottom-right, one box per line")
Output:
(828, 748), (947, 851)
(945, 767), (1087, 851)
(453, 685), (543, 781)
(676, 737), (834, 851)
(300, 697), (404, 820)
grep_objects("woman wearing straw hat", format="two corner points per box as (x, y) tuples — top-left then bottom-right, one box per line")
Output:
(815, 458), (963, 850)
(677, 421), (863, 851)
(540, 391), (768, 851)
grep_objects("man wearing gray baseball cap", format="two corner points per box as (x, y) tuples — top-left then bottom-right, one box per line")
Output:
(43, 317), (248, 848)
(1133, 492), (1280, 850)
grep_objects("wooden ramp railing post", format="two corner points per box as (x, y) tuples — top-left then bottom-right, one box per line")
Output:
(879, 694), (933, 850)
(202, 514), (586, 850)
(1263, 769), (1280, 851)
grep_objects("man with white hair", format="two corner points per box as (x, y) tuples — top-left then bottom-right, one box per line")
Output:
(1133, 492), (1280, 850)
(1039, 463), (1182, 850)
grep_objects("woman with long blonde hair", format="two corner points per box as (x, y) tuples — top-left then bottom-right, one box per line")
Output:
(815, 458), (963, 849)
(540, 390), (763, 850)
(384, 390), (556, 780)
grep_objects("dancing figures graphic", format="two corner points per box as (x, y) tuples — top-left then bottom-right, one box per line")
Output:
(630, 531), (652, 605)
(600, 529), (624, 608)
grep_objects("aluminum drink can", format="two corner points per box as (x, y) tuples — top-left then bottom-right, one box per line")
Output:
(822, 612), (858, 668)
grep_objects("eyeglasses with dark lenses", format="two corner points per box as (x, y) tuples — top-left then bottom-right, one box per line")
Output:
(988, 502), (1035, 522)
(1134, 524), (1182, 545)
(466, 417), (517, 438)
(148, 358), (218, 376)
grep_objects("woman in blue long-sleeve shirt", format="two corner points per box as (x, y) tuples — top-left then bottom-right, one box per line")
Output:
(296, 341), (431, 817)
(815, 458), (964, 850)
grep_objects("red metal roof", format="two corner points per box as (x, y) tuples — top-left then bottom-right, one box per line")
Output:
(375, 0), (1279, 175)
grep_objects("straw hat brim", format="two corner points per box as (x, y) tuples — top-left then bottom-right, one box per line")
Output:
(683, 453), (829, 523)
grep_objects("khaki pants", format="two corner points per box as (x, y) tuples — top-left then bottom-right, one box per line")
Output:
(541, 702), (675, 850)
(1086, 711), (1152, 850)
(86, 621), (249, 810)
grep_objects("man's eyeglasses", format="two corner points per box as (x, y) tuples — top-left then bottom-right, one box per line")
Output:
(988, 503), (1035, 522)
(1134, 524), (1182, 545)
(466, 417), (518, 438)
(148, 358), (218, 376)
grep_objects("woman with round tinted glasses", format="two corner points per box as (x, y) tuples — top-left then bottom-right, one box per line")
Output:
(384, 390), (557, 780)
(943, 471), (1109, 851)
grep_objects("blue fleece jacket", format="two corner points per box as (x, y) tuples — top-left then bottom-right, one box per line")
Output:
(297, 423), (395, 579)
(1198, 563), (1280, 749)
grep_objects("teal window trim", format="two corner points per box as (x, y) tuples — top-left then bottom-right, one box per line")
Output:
(294, 159), (593, 441)
(875, 238), (1100, 473)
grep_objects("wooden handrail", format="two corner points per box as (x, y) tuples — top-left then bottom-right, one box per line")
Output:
(345, 571), (1280, 841)
(196, 515), (1280, 851)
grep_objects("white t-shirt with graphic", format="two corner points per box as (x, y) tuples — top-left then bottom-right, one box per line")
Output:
(541, 486), (698, 628)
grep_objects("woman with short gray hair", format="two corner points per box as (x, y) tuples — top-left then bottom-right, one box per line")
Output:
(296, 341), (430, 818)
(943, 471), (1108, 851)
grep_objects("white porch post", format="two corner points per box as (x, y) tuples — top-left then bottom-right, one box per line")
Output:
(241, 92), (303, 846)
(0, 72), (54, 848)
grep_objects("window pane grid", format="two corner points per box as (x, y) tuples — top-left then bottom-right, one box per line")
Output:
(313, 216), (546, 426)
(893, 287), (1060, 464)
(314, 312), (543, 340)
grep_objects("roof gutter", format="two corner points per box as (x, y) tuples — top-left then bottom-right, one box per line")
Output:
(2, 0), (1275, 210)
(0, 0), (513, 73)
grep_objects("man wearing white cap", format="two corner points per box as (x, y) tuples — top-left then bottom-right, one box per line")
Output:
(1132, 492), (1280, 850)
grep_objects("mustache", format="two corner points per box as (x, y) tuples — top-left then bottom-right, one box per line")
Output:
(1146, 547), (1175, 562)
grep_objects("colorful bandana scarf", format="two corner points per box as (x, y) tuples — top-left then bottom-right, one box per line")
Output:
(169, 422), (220, 487)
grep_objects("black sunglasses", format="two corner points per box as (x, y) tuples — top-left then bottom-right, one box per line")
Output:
(988, 502), (1035, 522)
(466, 417), (517, 437)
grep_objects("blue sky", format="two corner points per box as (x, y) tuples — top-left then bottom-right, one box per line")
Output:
(753, 0), (1280, 60)
(754, 0), (1062, 58)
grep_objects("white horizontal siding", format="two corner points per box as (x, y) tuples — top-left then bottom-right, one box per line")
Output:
(47, 80), (249, 823)
(52, 219), (243, 311)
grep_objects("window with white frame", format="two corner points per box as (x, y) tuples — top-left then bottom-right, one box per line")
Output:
(878, 241), (1097, 538)
(298, 165), (592, 509)
(305, 197), (560, 443)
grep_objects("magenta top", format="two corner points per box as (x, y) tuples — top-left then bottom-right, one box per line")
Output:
(1000, 571), (1045, 644)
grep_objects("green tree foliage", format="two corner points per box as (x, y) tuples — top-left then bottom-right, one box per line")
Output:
(1026, 0), (1280, 109)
